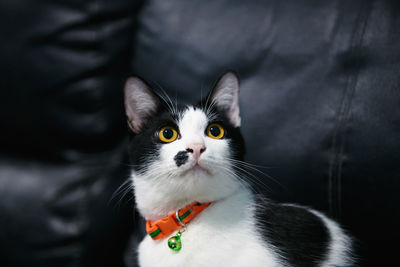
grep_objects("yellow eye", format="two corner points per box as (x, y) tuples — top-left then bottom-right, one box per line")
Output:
(158, 126), (178, 143)
(206, 123), (225, 139)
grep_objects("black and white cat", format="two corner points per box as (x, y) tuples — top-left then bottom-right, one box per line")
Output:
(123, 72), (354, 267)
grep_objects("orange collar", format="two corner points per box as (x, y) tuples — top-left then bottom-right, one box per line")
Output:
(146, 201), (212, 240)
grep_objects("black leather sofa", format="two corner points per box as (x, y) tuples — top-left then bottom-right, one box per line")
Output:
(1, 0), (399, 266)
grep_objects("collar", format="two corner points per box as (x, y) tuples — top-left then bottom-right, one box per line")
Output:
(146, 201), (212, 240)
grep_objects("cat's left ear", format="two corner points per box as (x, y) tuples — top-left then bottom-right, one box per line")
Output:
(124, 76), (161, 133)
(209, 71), (241, 127)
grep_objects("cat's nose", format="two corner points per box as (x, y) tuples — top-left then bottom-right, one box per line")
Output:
(186, 143), (206, 162)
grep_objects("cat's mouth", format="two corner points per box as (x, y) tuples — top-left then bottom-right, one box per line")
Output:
(180, 162), (211, 176)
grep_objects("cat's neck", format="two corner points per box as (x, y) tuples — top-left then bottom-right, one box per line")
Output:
(134, 174), (250, 221)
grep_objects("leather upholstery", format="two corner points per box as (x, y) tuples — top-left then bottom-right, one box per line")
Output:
(131, 1), (400, 266)
(0, 0), (143, 266)
(1, 0), (399, 266)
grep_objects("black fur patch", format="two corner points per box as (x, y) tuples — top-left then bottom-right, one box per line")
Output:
(255, 197), (330, 266)
(128, 79), (245, 178)
(128, 103), (186, 173)
(128, 96), (246, 174)
(174, 151), (189, 167)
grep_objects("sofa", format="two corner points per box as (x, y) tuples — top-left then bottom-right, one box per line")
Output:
(1, 0), (399, 266)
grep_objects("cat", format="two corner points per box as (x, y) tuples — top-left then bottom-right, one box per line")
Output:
(123, 72), (354, 267)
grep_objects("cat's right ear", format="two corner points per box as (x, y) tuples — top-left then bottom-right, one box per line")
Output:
(209, 72), (241, 127)
(124, 77), (160, 133)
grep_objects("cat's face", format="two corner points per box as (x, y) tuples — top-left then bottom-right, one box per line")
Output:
(124, 72), (245, 220)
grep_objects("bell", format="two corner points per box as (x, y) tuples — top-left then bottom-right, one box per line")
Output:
(168, 234), (182, 251)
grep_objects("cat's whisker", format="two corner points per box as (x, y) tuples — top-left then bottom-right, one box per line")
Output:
(200, 97), (219, 122)
(152, 81), (178, 116)
(230, 165), (272, 193)
(221, 162), (270, 192)
(204, 86), (212, 110)
(116, 184), (135, 208)
(110, 178), (132, 202)
(202, 90), (216, 119)
(207, 111), (219, 122)
(204, 155), (274, 192)
(225, 158), (286, 190)
(174, 91), (179, 116)
(157, 92), (174, 114)
(203, 159), (258, 195)
(205, 98), (218, 119)
(138, 162), (178, 185)
(168, 94), (178, 116)
(110, 178), (134, 210)
(226, 158), (272, 169)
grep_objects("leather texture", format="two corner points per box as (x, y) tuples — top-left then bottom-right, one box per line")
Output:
(131, 0), (399, 266)
(1, 0), (399, 266)
(0, 0), (143, 266)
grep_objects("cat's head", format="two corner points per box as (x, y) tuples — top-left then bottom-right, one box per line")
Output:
(124, 72), (245, 220)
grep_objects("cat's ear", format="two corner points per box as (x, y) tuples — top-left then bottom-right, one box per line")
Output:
(209, 72), (241, 127)
(124, 77), (160, 133)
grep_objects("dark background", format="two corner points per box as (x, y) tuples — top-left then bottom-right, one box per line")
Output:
(1, 0), (399, 266)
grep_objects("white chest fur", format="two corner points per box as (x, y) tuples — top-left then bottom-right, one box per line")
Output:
(124, 73), (353, 267)
(137, 189), (282, 267)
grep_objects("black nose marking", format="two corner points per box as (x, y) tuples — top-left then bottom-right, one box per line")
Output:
(174, 151), (189, 167)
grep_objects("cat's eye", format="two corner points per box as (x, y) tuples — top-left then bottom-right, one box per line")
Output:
(158, 126), (178, 143)
(206, 123), (225, 139)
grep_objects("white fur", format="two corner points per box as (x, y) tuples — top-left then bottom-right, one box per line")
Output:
(131, 107), (352, 267)
(132, 107), (282, 266)
(309, 209), (354, 266)
(134, 107), (240, 221)
(282, 204), (354, 266)
(137, 188), (283, 267)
